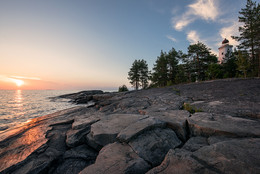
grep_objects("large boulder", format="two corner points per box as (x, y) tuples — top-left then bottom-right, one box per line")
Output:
(128, 128), (182, 166)
(90, 114), (148, 146)
(117, 117), (166, 143)
(147, 110), (190, 141)
(80, 142), (150, 174)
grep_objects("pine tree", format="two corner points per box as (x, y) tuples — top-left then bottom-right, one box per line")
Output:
(232, 0), (260, 76)
(139, 59), (149, 89)
(128, 59), (149, 90)
(166, 48), (179, 85)
(187, 42), (218, 81)
(151, 51), (168, 87)
(236, 51), (251, 78)
(128, 60), (140, 90)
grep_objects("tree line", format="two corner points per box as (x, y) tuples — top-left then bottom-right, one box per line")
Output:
(121, 0), (259, 91)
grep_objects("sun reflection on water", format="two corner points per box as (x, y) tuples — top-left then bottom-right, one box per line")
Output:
(13, 90), (25, 119)
(15, 90), (22, 104)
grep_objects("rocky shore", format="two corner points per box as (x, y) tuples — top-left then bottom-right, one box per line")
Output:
(0, 78), (259, 174)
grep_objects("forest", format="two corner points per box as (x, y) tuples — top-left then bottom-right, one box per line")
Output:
(123, 0), (259, 91)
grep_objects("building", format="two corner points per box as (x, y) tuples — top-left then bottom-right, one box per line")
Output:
(218, 38), (233, 63)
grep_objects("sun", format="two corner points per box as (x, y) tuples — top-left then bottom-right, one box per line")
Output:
(11, 79), (24, 87)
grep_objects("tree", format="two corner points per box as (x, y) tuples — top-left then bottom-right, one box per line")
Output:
(222, 50), (238, 78)
(236, 51), (250, 78)
(175, 64), (188, 84)
(128, 60), (140, 90)
(139, 59), (149, 89)
(232, 0), (260, 76)
(166, 48), (179, 84)
(187, 42), (218, 81)
(206, 64), (224, 80)
(118, 85), (128, 92)
(151, 48), (181, 87)
(151, 51), (168, 87)
(128, 59), (149, 90)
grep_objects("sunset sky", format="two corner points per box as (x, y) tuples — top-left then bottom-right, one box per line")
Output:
(0, 0), (246, 90)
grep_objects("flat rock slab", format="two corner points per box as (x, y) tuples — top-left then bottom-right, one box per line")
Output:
(147, 138), (260, 174)
(192, 138), (260, 174)
(72, 116), (100, 130)
(80, 142), (150, 174)
(117, 117), (166, 143)
(129, 128), (182, 166)
(90, 114), (148, 146)
(188, 112), (260, 137)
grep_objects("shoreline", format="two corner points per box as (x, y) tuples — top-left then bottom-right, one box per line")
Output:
(0, 78), (260, 173)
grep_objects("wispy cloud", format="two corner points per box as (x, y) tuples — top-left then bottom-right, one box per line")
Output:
(186, 31), (219, 55)
(219, 21), (240, 46)
(189, 0), (218, 21)
(166, 35), (177, 42)
(172, 0), (219, 31)
(10, 76), (41, 80)
(187, 30), (201, 44)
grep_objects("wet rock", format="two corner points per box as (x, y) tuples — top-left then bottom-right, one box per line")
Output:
(1, 123), (71, 174)
(80, 142), (151, 174)
(90, 114), (148, 146)
(129, 128), (182, 166)
(117, 117), (166, 143)
(188, 112), (260, 138)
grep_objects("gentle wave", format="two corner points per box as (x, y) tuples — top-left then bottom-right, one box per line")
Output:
(0, 90), (78, 134)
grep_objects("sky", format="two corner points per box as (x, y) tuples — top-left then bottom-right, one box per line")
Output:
(0, 0), (248, 90)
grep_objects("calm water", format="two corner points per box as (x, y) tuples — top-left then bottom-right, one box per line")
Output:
(0, 90), (79, 134)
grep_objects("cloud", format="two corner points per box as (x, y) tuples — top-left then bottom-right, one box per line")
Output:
(172, 0), (219, 31)
(189, 0), (218, 21)
(166, 35), (177, 42)
(186, 31), (218, 55)
(173, 13), (196, 31)
(187, 30), (201, 43)
(10, 76), (41, 80)
(219, 21), (240, 46)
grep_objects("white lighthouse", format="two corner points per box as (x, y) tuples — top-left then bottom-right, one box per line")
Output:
(218, 38), (233, 63)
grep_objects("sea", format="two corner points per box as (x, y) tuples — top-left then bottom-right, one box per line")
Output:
(0, 90), (80, 134)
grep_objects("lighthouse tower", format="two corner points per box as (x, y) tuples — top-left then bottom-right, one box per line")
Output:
(218, 38), (233, 63)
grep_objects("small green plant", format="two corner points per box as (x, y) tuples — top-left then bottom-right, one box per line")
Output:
(172, 87), (180, 96)
(118, 85), (129, 92)
(183, 103), (203, 114)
